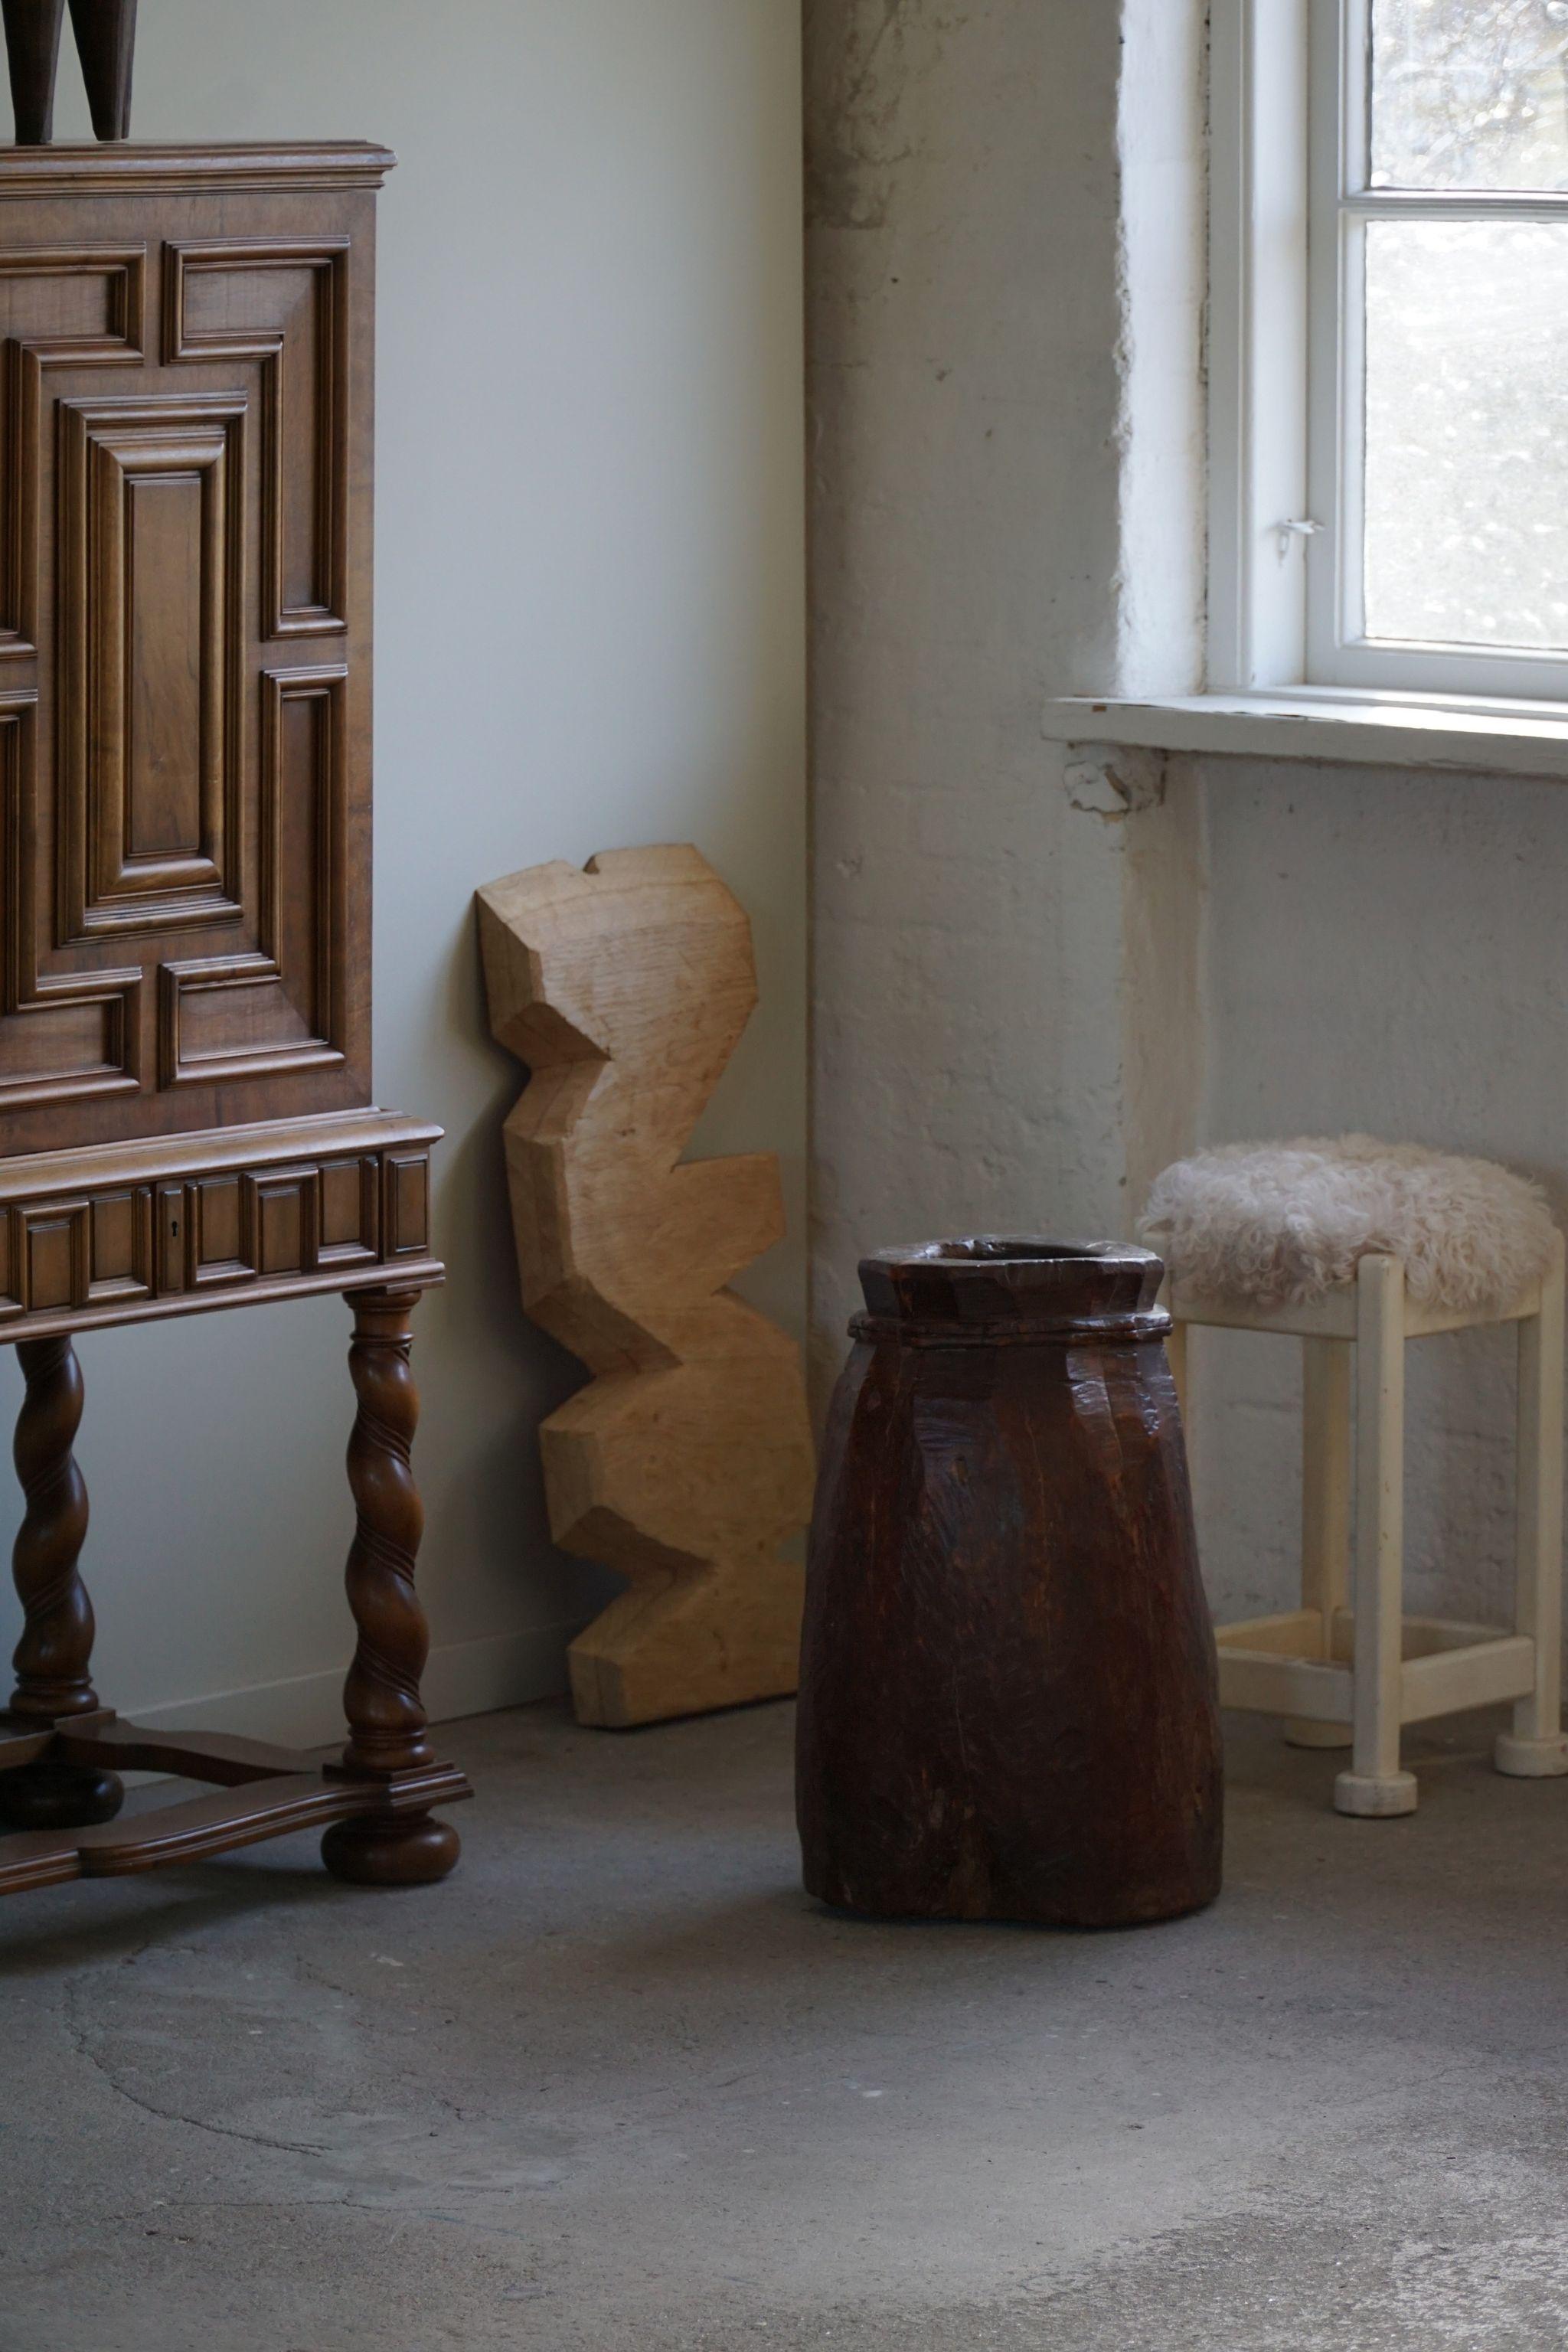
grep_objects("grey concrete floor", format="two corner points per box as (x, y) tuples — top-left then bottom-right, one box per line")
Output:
(2, 1701), (1567, 2351)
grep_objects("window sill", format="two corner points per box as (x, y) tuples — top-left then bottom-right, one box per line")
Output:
(1044, 691), (1568, 779)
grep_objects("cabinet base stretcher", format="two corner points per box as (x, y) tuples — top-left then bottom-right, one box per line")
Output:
(0, 1713), (472, 1895)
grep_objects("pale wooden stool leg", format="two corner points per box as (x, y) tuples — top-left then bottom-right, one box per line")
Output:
(1285, 1335), (1354, 1750)
(1336, 1254), (1417, 1817)
(1495, 1230), (1568, 1778)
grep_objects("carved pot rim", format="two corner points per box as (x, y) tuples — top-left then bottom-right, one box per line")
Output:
(854, 1235), (1168, 1336)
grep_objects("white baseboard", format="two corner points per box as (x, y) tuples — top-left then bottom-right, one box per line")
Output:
(122, 1623), (574, 1751)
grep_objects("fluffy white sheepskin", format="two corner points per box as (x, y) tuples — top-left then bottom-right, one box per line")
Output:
(1140, 1136), (1558, 1312)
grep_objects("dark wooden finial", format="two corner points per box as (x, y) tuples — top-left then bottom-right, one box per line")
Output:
(2, 0), (67, 145)
(67, 0), (136, 141)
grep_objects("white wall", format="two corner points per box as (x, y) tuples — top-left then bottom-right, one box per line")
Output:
(808, 0), (1129, 1390)
(0, 2), (807, 1740)
(808, 0), (1568, 1657)
(806, 0), (1206, 1395)
(1193, 760), (1568, 1632)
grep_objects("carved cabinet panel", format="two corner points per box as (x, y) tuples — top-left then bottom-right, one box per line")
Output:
(0, 149), (386, 1152)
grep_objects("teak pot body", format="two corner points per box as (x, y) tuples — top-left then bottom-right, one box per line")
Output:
(796, 1240), (1222, 1929)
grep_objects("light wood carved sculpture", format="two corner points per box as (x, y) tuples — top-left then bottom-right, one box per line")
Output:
(478, 846), (814, 1729)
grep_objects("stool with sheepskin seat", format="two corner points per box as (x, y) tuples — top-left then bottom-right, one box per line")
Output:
(1142, 1138), (1567, 1817)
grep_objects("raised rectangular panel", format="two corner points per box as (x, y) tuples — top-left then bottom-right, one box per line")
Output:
(318, 1155), (378, 1267)
(384, 1151), (430, 1259)
(90, 1186), (152, 1304)
(158, 663), (347, 1089)
(0, 697), (142, 1109)
(195, 1174), (241, 1263)
(319, 1156), (359, 1248)
(0, 244), (145, 661)
(128, 475), (204, 857)
(267, 666), (343, 1037)
(243, 1167), (318, 1278)
(20, 1201), (90, 1311)
(160, 951), (322, 1085)
(91, 1188), (136, 1281)
(3, 995), (122, 1085)
(164, 239), (348, 638)
(187, 1174), (250, 1289)
(57, 392), (247, 942)
(0, 1208), (15, 1315)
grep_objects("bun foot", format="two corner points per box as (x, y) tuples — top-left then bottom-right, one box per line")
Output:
(1334, 1768), (1417, 1818)
(322, 1810), (460, 1887)
(0, 1761), (123, 1830)
(1494, 1730), (1568, 1779)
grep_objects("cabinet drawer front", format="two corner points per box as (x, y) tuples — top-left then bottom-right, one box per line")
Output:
(1, 1137), (432, 1330)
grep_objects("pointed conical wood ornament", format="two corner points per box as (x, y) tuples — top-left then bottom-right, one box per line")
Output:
(2, 0), (67, 144)
(67, 0), (133, 141)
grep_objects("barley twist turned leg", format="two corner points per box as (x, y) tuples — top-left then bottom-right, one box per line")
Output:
(322, 1287), (459, 1886)
(0, 1338), (122, 1830)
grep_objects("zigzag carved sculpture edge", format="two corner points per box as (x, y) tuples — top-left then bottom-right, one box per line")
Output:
(477, 844), (815, 1727)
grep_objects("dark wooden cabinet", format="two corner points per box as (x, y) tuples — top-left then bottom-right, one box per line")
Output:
(0, 145), (469, 1901)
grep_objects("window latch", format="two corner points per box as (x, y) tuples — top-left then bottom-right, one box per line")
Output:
(1275, 518), (1322, 562)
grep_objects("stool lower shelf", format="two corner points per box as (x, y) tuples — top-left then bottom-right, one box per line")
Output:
(1217, 1606), (1540, 1729)
(1215, 1605), (1568, 1814)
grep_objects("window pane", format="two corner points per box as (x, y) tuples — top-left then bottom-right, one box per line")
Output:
(1364, 220), (1568, 651)
(1372, 0), (1568, 190)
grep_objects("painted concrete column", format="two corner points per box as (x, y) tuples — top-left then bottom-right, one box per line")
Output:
(805, 0), (1207, 1401)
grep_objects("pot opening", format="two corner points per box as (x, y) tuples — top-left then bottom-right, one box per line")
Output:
(857, 1235), (1166, 1328)
(909, 1237), (1124, 1267)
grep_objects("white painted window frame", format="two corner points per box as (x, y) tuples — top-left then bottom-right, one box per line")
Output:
(1210, 0), (1568, 704)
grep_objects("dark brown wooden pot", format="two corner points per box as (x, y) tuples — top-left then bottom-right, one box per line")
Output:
(796, 1239), (1222, 1929)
